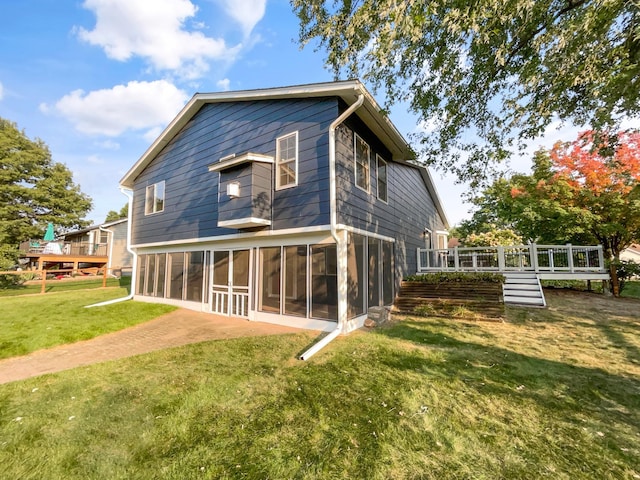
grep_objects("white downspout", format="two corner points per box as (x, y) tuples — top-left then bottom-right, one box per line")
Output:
(300, 93), (365, 360)
(85, 187), (137, 308)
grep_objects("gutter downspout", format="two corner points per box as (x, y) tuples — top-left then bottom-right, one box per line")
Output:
(85, 187), (137, 308)
(300, 93), (365, 361)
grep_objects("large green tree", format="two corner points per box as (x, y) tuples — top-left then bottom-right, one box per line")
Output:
(104, 203), (128, 223)
(461, 130), (640, 259)
(293, 0), (640, 186)
(0, 118), (92, 261)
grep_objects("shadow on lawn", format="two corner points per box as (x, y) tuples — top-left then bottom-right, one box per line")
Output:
(374, 320), (640, 433)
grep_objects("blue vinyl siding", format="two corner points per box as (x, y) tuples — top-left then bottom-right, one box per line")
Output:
(335, 114), (446, 278)
(131, 98), (338, 245)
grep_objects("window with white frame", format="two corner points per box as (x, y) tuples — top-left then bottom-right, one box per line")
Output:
(377, 155), (388, 202)
(276, 132), (298, 189)
(354, 134), (370, 192)
(145, 181), (165, 215)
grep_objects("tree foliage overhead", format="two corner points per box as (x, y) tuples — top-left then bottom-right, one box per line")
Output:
(460, 130), (640, 259)
(293, 0), (640, 186)
(0, 118), (92, 250)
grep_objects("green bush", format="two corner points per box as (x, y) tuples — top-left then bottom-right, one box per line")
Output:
(610, 259), (640, 293)
(404, 272), (505, 284)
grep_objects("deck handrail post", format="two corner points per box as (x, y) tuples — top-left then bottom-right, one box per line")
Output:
(454, 246), (459, 271)
(497, 246), (505, 271)
(530, 243), (539, 272)
(417, 247), (422, 272)
(567, 243), (574, 273)
(598, 245), (605, 271)
(549, 248), (555, 272)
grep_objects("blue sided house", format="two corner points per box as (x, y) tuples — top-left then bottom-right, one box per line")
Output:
(120, 80), (449, 337)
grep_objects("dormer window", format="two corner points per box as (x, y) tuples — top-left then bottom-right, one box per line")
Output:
(276, 132), (298, 190)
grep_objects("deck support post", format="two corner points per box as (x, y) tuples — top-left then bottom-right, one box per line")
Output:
(454, 246), (459, 271)
(567, 244), (574, 273)
(40, 263), (46, 294)
(530, 243), (539, 272)
(497, 246), (505, 271)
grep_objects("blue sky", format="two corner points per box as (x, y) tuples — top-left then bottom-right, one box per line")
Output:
(0, 0), (612, 228)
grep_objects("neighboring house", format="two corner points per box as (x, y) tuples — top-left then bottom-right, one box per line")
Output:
(120, 80), (449, 333)
(620, 244), (640, 263)
(62, 218), (132, 276)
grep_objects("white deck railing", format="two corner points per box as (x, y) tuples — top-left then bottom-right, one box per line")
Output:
(417, 244), (606, 273)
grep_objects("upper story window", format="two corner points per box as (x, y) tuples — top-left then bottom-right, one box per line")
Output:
(145, 181), (165, 215)
(376, 155), (388, 203)
(354, 134), (370, 192)
(276, 132), (298, 190)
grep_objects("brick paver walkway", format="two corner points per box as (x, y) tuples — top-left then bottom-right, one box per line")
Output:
(0, 309), (303, 385)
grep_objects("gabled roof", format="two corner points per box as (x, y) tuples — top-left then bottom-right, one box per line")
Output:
(63, 218), (128, 238)
(120, 80), (449, 229)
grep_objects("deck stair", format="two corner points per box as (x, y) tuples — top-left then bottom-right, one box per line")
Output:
(502, 272), (546, 307)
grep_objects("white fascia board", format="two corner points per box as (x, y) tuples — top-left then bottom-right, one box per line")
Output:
(119, 79), (415, 188)
(131, 225), (333, 249)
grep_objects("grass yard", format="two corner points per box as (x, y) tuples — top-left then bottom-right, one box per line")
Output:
(0, 290), (639, 479)
(0, 285), (175, 359)
(0, 276), (128, 297)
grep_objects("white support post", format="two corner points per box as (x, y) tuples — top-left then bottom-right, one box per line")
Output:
(531, 243), (539, 272)
(567, 243), (574, 273)
(417, 247), (422, 272)
(549, 248), (555, 272)
(497, 246), (505, 271)
(454, 246), (459, 271)
(598, 245), (605, 271)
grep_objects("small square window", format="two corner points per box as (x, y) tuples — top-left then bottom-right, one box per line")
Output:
(145, 181), (165, 215)
(276, 132), (298, 190)
(354, 134), (370, 192)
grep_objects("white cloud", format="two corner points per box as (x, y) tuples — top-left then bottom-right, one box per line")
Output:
(143, 126), (164, 143)
(49, 80), (189, 136)
(216, 78), (230, 91)
(76, 0), (240, 79)
(217, 0), (266, 37)
(0, 81), (4, 101)
(95, 139), (121, 150)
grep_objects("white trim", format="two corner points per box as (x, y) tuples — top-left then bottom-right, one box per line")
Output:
(208, 152), (274, 172)
(376, 154), (388, 204)
(131, 225), (332, 249)
(336, 224), (395, 243)
(217, 217), (272, 229)
(252, 311), (337, 332)
(133, 295), (205, 312)
(354, 133), (371, 193)
(275, 131), (299, 190)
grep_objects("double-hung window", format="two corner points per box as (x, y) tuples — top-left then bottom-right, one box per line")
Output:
(354, 134), (370, 192)
(145, 181), (165, 215)
(376, 155), (388, 202)
(276, 132), (298, 189)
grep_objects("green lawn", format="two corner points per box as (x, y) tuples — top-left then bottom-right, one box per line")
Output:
(0, 290), (638, 479)
(0, 285), (175, 359)
(0, 277), (127, 297)
(621, 280), (640, 299)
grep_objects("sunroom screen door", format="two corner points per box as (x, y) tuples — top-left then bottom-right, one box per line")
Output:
(211, 250), (250, 318)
